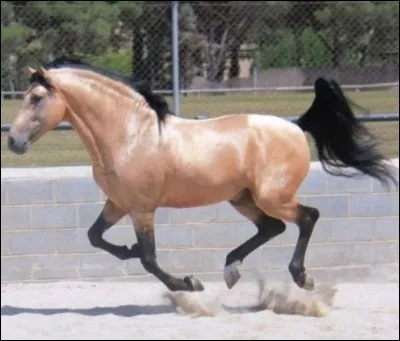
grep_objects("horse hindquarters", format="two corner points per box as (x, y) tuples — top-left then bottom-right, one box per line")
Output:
(225, 115), (319, 290)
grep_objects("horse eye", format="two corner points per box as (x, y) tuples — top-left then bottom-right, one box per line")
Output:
(31, 94), (42, 104)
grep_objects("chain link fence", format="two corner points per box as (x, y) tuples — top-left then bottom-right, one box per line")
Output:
(1, 1), (399, 166)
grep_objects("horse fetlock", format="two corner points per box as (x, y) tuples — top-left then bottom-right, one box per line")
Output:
(114, 246), (130, 260)
(289, 263), (315, 291)
(224, 260), (242, 289)
(183, 276), (205, 292)
(140, 256), (158, 273)
(114, 245), (140, 260)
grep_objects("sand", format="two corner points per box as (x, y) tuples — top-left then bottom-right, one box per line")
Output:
(1, 278), (399, 340)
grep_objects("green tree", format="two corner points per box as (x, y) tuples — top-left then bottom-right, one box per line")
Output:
(1, 1), (397, 92)
(1, 1), (121, 90)
(313, 1), (381, 68)
(189, 1), (279, 82)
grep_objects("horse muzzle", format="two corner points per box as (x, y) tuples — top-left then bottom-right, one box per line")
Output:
(8, 133), (29, 155)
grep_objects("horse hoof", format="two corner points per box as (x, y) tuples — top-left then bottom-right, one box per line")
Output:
(303, 274), (315, 291)
(184, 276), (204, 292)
(294, 273), (315, 291)
(224, 260), (242, 289)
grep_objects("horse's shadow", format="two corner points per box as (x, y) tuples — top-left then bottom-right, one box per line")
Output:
(1, 304), (175, 318)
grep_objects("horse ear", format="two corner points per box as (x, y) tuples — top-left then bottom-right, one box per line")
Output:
(31, 66), (55, 90)
(27, 67), (36, 75)
(38, 67), (48, 76)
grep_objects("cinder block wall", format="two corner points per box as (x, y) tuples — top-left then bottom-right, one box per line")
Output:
(1, 160), (399, 284)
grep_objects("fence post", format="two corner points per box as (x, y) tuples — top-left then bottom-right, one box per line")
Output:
(171, 1), (180, 117)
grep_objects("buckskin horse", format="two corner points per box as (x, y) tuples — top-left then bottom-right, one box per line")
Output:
(7, 58), (397, 292)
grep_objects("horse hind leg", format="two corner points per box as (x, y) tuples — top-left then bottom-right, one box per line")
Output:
(224, 189), (287, 289)
(253, 191), (320, 291)
(289, 203), (320, 290)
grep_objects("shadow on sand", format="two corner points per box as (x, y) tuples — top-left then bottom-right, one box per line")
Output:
(1, 304), (175, 318)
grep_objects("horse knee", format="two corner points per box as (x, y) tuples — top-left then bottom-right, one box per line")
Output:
(87, 226), (102, 247)
(307, 206), (320, 223)
(87, 212), (113, 248)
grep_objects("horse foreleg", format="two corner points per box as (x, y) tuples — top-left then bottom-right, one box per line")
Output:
(87, 199), (140, 260)
(224, 190), (286, 289)
(131, 211), (204, 292)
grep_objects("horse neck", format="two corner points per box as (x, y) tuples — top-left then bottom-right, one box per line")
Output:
(54, 69), (156, 171)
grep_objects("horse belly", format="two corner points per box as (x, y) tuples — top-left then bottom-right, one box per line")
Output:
(160, 179), (244, 208)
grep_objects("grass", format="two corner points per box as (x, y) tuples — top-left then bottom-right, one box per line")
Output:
(1, 88), (399, 168)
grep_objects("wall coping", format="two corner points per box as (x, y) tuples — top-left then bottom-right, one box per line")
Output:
(1, 159), (398, 180)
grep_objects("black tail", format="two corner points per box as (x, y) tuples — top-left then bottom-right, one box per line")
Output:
(297, 77), (398, 190)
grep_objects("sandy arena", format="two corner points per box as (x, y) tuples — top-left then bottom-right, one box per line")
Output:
(1, 277), (399, 340)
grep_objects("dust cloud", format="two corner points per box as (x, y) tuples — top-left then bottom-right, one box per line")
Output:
(164, 274), (337, 318)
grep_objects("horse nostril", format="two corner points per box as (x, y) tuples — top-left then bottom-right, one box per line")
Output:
(7, 134), (28, 154)
(8, 136), (15, 148)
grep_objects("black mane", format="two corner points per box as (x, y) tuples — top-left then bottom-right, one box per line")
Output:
(42, 56), (175, 125)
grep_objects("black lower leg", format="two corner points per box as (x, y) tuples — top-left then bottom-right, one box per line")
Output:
(288, 204), (320, 290)
(225, 213), (286, 267)
(136, 230), (204, 292)
(87, 212), (140, 260)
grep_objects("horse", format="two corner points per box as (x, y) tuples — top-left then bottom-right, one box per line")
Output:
(7, 58), (397, 293)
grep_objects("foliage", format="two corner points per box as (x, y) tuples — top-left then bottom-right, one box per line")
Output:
(1, 1), (398, 91)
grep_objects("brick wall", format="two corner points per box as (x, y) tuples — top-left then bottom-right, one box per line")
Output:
(1, 160), (399, 284)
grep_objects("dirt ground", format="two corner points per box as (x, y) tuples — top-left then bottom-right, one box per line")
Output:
(1, 279), (399, 340)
